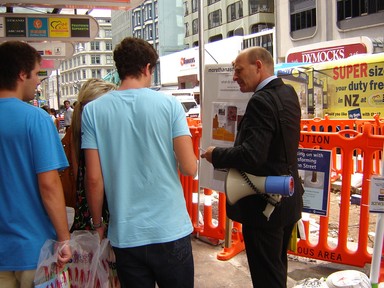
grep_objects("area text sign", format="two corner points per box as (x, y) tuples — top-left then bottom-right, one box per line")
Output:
(0, 13), (99, 42)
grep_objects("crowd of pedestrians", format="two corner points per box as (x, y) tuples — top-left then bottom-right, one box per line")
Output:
(0, 38), (303, 288)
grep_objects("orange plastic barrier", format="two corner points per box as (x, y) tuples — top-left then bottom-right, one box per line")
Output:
(182, 117), (384, 282)
(295, 123), (381, 267)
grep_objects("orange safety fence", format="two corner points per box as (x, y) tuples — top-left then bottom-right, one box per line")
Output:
(295, 123), (382, 270)
(181, 116), (384, 282)
(301, 114), (384, 180)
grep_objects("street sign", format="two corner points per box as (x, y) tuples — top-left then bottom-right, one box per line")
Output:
(0, 0), (145, 10)
(29, 42), (75, 59)
(0, 13), (99, 42)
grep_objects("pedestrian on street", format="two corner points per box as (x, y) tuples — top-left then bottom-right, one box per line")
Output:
(81, 37), (197, 288)
(69, 78), (116, 231)
(0, 40), (72, 288)
(63, 100), (73, 131)
(201, 47), (304, 288)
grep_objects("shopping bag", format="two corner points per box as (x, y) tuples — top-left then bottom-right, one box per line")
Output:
(35, 230), (119, 288)
(34, 240), (71, 288)
(96, 239), (120, 288)
(67, 230), (100, 288)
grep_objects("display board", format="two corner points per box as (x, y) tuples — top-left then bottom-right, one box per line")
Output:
(0, 13), (99, 42)
(199, 64), (252, 192)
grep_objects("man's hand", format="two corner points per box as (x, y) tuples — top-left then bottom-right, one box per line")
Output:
(57, 240), (72, 268)
(200, 146), (215, 164)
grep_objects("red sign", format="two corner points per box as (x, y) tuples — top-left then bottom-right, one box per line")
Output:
(287, 43), (367, 63)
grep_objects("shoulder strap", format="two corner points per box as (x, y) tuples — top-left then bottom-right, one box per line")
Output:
(263, 89), (293, 175)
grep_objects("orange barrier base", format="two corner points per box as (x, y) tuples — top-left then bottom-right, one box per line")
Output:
(217, 229), (245, 261)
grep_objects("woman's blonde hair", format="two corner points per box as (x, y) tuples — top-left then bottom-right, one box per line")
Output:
(71, 78), (117, 160)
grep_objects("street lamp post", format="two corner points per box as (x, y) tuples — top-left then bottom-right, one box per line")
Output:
(56, 69), (60, 112)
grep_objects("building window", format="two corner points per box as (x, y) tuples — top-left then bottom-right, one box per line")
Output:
(184, 1), (189, 16)
(208, 0), (220, 5)
(91, 69), (102, 78)
(82, 55), (86, 65)
(208, 34), (223, 43)
(336, 0), (384, 30)
(290, 0), (316, 32)
(106, 55), (114, 64)
(144, 3), (153, 21)
(208, 10), (222, 29)
(133, 11), (141, 26)
(192, 0), (198, 13)
(133, 30), (142, 38)
(336, 0), (384, 20)
(155, 22), (159, 38)
(337, 0), (367, 20)
(192, 18), (199, 35)
(82, 70), (87, 79)
(185, 23), (190, 37)
(91, 55), (101, 65)
(249, 0), (273, 14)
(105, 29), (112, 38)
(243, 33), (273, 55)
(250, 23), (274, 33)
(106, 41), (113, 51)
(146, 25), (153, 40)
(90, 41), (100, 51)
(154, 1), (158, 17)
(227, 1), (243, 22)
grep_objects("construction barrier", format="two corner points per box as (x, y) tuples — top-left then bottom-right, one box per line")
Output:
(181, 116), (384, 282)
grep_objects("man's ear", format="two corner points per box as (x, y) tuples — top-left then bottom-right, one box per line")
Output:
(18, 71), (27, 81)
(143, 63), (152, 76)
(255, 60), (262, 69)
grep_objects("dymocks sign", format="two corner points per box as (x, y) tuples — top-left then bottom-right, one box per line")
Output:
(287, 43), (367, 63)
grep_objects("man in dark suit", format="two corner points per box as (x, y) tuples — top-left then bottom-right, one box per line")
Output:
(201, 47), (303, 287)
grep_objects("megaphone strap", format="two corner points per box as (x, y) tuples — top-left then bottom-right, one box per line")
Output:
(239, 170), (280, 207)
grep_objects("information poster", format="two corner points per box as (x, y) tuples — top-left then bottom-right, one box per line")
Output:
(369, 176), (384, 213)
(298, 148), (332, 215)
(200, 64), (252, 192)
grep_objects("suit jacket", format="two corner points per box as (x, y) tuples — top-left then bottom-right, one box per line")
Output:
(212, 78), (303, 228)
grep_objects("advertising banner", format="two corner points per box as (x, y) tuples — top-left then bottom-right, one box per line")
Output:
(277, 53), (384, 119)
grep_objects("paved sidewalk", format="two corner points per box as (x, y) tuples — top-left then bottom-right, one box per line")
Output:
(192, 235), (372, 288)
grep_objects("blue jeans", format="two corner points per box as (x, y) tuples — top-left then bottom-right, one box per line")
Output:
(113, 235), (194, 288)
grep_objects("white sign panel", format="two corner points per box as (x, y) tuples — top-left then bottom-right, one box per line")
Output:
(369, 176), (384, 213)
(199, 64), (252, 192)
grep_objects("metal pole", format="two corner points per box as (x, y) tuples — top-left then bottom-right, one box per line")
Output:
(56, 69), (60, 111)
(197, 0), (205, 235)
(370, 145), (384, 287)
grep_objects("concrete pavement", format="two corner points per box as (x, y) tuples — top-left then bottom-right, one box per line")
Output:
(191, 235), (373, 288)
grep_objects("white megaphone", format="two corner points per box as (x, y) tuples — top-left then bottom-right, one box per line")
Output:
(225, 169), (294, 220)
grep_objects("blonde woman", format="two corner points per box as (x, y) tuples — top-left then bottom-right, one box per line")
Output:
(59, 78), (116, 230)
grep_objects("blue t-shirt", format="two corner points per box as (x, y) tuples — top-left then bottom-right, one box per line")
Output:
(0, 98), (68, 271)
(82, 88), (193, 248)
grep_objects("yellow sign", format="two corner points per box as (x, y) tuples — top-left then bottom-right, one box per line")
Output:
(49, 17), (70, 38)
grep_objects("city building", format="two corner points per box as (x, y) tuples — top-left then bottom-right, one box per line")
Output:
(110, 0), (188, 86)
(54, 12), (114, 106)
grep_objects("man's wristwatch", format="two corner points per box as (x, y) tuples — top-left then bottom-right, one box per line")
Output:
(90, 217), (104, 229)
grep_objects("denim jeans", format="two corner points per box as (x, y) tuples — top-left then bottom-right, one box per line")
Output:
(113, 235), (194, 288)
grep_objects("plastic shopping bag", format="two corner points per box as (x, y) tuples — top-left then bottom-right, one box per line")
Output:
(34, 241), (71, 288)
(35, 231), (100, 288)
(97, 239), (120, 288)
(68, 231), (100, 288)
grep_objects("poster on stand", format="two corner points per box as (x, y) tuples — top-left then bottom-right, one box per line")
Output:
(199, 64), (252, 192)
(298, 148), (332, 216)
